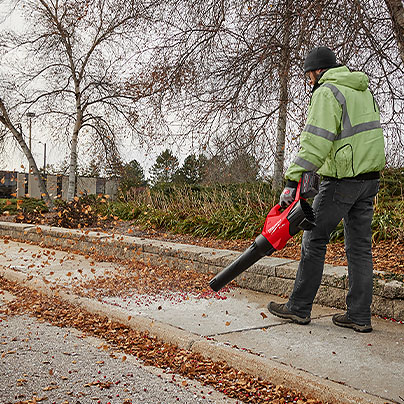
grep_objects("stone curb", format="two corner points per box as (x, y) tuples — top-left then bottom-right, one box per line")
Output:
(0, 221), (403, 321)
(0, 265), (387, 404)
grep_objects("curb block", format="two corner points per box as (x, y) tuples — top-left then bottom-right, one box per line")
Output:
(0, 221), (403, 321)
(0, 265), (387, 404)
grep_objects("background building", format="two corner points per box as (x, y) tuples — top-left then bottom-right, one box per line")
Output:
(0, 171), (118, 200)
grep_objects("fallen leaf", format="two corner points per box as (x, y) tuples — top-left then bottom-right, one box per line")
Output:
(43, 385), (59, 391)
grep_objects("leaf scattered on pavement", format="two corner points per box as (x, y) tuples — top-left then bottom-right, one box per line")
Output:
(0, 277), (324, 404)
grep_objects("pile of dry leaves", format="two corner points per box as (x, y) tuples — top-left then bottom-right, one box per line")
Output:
(11, 197), (106, 229)
(50, 197), (106, 229)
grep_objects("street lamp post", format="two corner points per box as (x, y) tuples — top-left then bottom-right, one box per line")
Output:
(44, 142), (46, 174)
(38, 141), (47, 174)
(26, 112), (35, 153)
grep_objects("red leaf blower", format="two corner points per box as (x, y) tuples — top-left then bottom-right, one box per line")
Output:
(209, 171), (320, 292)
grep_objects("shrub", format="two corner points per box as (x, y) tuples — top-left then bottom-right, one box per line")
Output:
(91, 169), (404, 242)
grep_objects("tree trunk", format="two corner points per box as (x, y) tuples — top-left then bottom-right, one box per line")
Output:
(272, 1), (292, 191)
(66, 112), (82, 201)
(66, 65), (83, 201)
(272, 73), (290, 190)
(383, 0), (404, 65)
(0, 99), (54, 209)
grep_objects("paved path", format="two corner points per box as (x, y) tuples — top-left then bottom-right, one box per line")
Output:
(0, 238), (403, 404)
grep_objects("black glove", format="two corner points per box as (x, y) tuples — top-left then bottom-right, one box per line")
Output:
(279, 181), (298, 208)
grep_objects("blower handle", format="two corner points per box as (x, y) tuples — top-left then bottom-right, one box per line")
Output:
(270, 169), (318, 214)
(267, 178), (303, 217)
(299, 171), (320, 199)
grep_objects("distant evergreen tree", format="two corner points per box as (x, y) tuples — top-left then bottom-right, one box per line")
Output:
(119, 159), (146, 193)
(150, 149), (179, 186)
(104, 153), (124, 179)
(201, 152), (259, 184)
(200, 155), (229, 184)
(80, 156), (102, 177)
(178, 154), (207, 184)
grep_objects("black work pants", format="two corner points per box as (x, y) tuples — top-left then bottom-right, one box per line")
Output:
(286, 178), (380, 324)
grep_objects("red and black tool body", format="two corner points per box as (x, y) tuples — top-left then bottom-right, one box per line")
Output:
(209, 171), (319, 292)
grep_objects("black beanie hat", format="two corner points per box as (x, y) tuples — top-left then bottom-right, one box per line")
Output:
(304, 46), (338, 73)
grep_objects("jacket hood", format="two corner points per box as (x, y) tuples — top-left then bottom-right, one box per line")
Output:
(319, 66), (369, 91)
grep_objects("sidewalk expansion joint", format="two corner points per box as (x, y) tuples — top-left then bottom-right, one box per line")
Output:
(206, 324), (274, 337)
(207, 314), (338, 337)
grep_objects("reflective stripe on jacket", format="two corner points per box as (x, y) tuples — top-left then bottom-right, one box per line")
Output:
(285, 66), (385, 182)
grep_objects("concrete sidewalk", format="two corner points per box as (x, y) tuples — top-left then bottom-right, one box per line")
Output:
(0, 237), (403, 404)
(1, 221), (403, 322)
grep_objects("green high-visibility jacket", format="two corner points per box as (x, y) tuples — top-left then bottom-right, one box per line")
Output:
(285, 66), (385, 182)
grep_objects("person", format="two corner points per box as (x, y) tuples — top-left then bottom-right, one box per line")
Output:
(267, 46), (385, 333)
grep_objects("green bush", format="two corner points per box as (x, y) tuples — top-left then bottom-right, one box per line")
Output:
(379, 167), (404, 199)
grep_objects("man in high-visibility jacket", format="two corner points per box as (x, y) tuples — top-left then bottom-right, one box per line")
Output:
(267, 47), (385, 333)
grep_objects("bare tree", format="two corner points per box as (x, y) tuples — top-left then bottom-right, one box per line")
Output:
(143, 1), (331, 186)
(0, 98), (53, 207)
(148, 1), (303, 188)
(146, 0), (403, 185)
(0, 0), (164, 200)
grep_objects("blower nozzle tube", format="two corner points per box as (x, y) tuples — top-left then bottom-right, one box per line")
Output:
(209, 234), (275, 292)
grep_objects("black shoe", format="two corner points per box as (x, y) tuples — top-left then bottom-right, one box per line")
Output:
(332, 313), (372, 333)
(267, 302), (311, 325)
